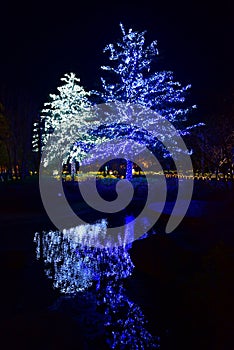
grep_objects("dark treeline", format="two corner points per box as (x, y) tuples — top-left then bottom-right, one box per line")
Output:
(0, 84), (39, 179)
(188, 89), (234, 182)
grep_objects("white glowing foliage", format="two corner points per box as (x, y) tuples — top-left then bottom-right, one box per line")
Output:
(38, 72), (97, 164)
(32, 120), (41, 152)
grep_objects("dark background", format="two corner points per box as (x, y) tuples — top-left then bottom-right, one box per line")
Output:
(1, 0), (234, 117)
(0, 3), (234, 348)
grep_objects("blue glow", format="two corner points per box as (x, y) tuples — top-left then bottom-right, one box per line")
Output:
(91, 23), (202, 165)
(34, 220), (134, 293)
(34, 219), (160, 348)
(102, 283), (160, 349)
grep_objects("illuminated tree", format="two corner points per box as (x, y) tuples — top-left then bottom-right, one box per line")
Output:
(35, 72), (96, 170)
(95, 23), (200, 179)
(37, 26), (203, 179)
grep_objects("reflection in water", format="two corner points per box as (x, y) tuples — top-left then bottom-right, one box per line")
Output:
(34, 219), (134, 293)
(102, 284), (160, 349)
(34, 218), (160, 348)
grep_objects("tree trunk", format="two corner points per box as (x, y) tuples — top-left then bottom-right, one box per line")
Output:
(126, 159), (133, 180)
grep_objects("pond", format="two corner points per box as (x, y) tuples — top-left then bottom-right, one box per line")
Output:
(1, 178), (232, 349)
(33, 218), (160, 349)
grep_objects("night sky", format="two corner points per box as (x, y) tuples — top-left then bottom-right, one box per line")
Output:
(1, 0), (234, 117)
